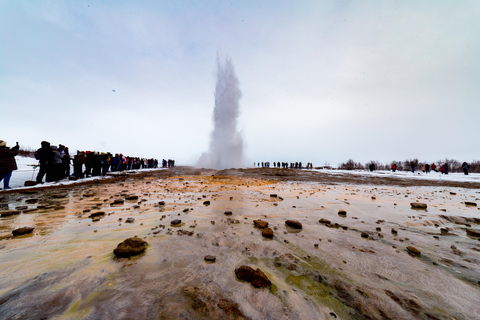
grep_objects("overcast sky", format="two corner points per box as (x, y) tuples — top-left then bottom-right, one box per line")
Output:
(1, 1), (479, 166)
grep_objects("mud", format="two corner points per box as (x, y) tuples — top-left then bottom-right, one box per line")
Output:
(1, 167), (480, 319)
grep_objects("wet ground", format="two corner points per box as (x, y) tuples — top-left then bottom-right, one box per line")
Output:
(1, 167), (480, 319)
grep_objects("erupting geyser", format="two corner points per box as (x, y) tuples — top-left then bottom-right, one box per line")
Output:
(197, 56), (244, 169)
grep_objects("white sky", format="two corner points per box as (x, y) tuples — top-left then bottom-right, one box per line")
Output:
(1, 1), (479, 166)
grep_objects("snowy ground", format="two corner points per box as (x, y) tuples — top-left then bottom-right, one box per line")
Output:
(3, 156), (166, 190)
(312, 168), (480, 183)
(3, 157), (480, 191)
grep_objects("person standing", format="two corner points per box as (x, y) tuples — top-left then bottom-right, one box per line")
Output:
(35, 141), (52, 183)
(462, 162), (469, 175)
(0, 140), (19, 190)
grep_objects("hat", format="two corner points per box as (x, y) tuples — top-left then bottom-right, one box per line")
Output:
(0, 140), (6, 147)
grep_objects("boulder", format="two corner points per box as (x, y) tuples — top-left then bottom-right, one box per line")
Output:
(262, 227), (274, 238)
(204, 255), (216, 262)
(89, 211), (105, 218)
(113, 237), (148, 257)
(12, 227), (35, 236)
(203, 201), (210, 206)
(158, 201), (166, 206)
(406, 246), (421, 255)
(285, 220), (302, 229)
(235, 265), (255, 282)
(224, 211), (233, 216)
(251, 269), (272, 288)
(125, 195), (139, 201)
(110, 199), (124, 206)
(171, 219), (182, 225)
(319, 218), (331, 225)
(410, 203), (427, 209)
(1, 210), (21, 217)
(253, 220), (268, 228)
(465, 202), (477, 206)
(24, 180), (38, 187)
(337, 210), (347, 217)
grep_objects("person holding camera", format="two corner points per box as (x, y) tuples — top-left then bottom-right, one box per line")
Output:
(0, 140), (19, 190)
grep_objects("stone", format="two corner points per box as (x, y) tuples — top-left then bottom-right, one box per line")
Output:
(1, 210), (21, 217)
(465, 202), (477, 206)
(440, 228), (449, 235)
(92, 216), (101, 222)
(262, 227), (274, 238)
(406, 246), (421, 255)
(319, 218), (331, 225)
(25, 198), (38, 204)
(110, 199), (124, 206)
(125, 217), (135, 223)
(89, 211), (105, 218)
(158, 201), (165, 206)
(125, 195), (138, 201)
(113, 236), (148, 257)
(410, 203), (427, 209)
(171, 219), (182, 225)
(337, 210), (347, 217)
(391, 228), (398, 235)
(15, 206), (28, 211)
(270, 194), (277, 198)
(253, 220), (268, 228)
(251, 268), (272, 288)
(235, 265), (255, 282)
(361, 232), (369, 238)
(224, 211), (233, 216)
(466, 229), (480, 237)
(285, 220), (302, 229)
(203, 201), (210, 206)
(24, 180), (37, 186)
(12, 227), (35, 236)
(204, 255), (216, 262)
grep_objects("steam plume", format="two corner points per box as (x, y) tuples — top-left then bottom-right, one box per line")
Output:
(197, 56), (244, 169)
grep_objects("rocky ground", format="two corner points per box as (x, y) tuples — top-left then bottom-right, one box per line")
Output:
(1, 167), (480, 319)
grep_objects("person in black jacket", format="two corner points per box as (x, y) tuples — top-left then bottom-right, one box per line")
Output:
(0, 140), (19, 190)
(36, 141), (52, 183)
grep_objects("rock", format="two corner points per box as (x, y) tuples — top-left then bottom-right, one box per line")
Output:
(270, 194), (277, 198)
(171, 219), (182, 225)
(92, 216), (101, 222)
(204, 255), (216, 262)
(410, 203), (427, 209)
(361, 232), (369, 238)
(224, 211), (233, 216)
(465, 202), (477, 206)
(125, 195), (138, 201)
(15, 206), (28, 211)
(226, 218), (240, 224)
(466, 229), (480, 237)
(25, 198), (38, 204)
(251, 268), (272, 288)
(262, 227), (274, 238)
(158, 201), (165, 206)
(125, 217), (135, 223)
(24, 180), (37, 187)
(337, 210), (347, 217)
(12, 227), (35, 236)
(391, 228), (398, 235)
(1, 210), (21, 217)
(319, 218), (331, 225)
(440, 228), (449, 235)
(253, 220), (268, 228)
(89, 211), (105, 218)
(285, 220), (302, 229)
(235, 265), (255, 282)
(110, 199), (124, 206)
(406, 246), (421, 255)
(113, 236), (148, 257)
(203, 201), (210, 206)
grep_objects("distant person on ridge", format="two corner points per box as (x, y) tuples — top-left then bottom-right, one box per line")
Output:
(0, 140), (19, 190)
(462, 162), (469, 175)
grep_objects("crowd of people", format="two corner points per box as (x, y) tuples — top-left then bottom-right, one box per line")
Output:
(35, 141), (172, 183)
(390, 162), (470, 175)
(254, 162), (313, 169)
(0, 139), (172, 189)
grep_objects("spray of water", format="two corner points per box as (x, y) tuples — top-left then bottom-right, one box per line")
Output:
(197, 56), (244, 169)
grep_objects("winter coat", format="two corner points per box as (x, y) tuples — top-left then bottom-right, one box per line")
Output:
(0, 146), (19, 173)
(51, 149), (63, 165)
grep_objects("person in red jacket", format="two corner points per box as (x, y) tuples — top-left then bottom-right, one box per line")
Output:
(0, 140), (19, 190)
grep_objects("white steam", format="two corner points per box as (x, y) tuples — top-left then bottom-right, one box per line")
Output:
(197, 57), (244, 169)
